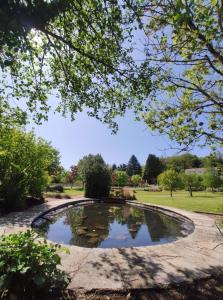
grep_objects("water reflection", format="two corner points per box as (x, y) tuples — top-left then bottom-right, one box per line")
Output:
(37, 203), (186, 248)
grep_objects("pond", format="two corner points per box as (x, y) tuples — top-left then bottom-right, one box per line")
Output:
(33, 202), (193, 248)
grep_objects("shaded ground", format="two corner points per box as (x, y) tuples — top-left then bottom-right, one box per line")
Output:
(51, 274), (223, 299)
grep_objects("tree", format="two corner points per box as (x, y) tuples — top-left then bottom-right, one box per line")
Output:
(126, 155), (141, 176)
(0, 127), (58, 210)
(163, 153), (202, 172)
(112, 164), (117, 172)
(0, 1), (152, 131)
(141, 1), (223, 148)
(117, 164), (127, 172)
(181, 173), (203, 197)
(66, 165), (78, 188)
(131, 175), (141, 187)
(77, 154), (105, 188)
(202, 152), (223, 170)
(203, 169), (222, 192)
(143, 154), (163, 184)
(50, 166), (68, 184)
(83, 157), (111, 198)
(158, 170), (181, 197)
(114, 171), (129, 187)
(46, 147), (61, 176)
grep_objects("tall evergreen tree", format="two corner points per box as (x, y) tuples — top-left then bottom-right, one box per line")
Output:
(117, 164), (127, 172)
(126, 155), (141, 176)
(112, 164), (117, 171)
(143, 154), (163, 184)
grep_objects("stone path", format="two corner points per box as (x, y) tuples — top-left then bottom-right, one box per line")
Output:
(0, 198), (223, 293)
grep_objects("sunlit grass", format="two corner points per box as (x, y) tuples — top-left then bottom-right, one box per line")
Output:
(135, 190), (223, 213)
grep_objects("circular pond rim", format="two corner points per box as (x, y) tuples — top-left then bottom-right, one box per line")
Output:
(31, 199), (195, 249)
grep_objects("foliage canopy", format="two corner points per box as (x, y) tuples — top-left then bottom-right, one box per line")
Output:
(126, 155), (142, 176)
(0, 0), (152, 131)
(158, 169), (181, 196)
(142, 0), (223, 148)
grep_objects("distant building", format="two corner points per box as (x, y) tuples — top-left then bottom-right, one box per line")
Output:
(185, 168), (207, 175)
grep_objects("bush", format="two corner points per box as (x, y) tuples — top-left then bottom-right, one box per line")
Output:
(131, 174), (142, 187)
(0, 230), (70, 299)
(113, 171), (128, 187)
(0, 127), (58, 211)
(85, 165), (111, 198)
(109, 187), (136, 200)
(47, 185), (64, 193)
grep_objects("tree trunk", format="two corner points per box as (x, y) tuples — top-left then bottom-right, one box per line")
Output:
(170, 189), (173, 197)
(189, 186), (193, 197)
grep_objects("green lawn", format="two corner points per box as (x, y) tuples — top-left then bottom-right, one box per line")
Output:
(45, 187), (84, 198)
(135, 190), (223, 213)
(63, 187), (84, 196)
(46, 186), (223, 213)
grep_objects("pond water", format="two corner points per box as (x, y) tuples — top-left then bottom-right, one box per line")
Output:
(34, 203), (191, 248)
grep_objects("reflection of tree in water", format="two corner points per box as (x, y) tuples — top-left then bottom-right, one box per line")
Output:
(37, 204), (184, 247)
(63, 203), (147, 246)
(64, 204), (110, 247)
(122, 206), (144, 239)
(108, 205), (144, 239)
(144, 210), (182, 241)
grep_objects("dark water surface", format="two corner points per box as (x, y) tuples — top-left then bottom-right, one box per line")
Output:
(35, 203), (189, 248)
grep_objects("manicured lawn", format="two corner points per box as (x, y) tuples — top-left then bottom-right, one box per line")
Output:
(46, 186), (223, 213)
(45, 187), (84, 198)
(135, 190), (223, 213)
(63, 187), (84, 196)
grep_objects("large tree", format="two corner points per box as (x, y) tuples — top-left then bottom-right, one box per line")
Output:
(126, 155), (141, 176)
(143, 154), (163, 184)
(77, 154), (105, 187)
(0, 0), (152, 131)
(140, 0), (223, 148)
(163, 153), (202, 172)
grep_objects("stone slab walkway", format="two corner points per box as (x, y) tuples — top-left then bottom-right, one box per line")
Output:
(0, 198), (223, 293)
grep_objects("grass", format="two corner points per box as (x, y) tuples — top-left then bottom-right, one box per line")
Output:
(63, 187), (84, 196)
(45, 186), (223, 213)
(45, 187), (84, 198)
(135, 189), (223, 213)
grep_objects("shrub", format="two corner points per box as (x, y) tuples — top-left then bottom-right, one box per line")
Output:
(114, 171), (128, 187)
(47, 185), (64, 193)
(0, 230), (70, 299)
(122, 187), (136, 200)
(0, 127), (59, 211)
(131, 174), (142, 187)
(84, 155), (111, 198)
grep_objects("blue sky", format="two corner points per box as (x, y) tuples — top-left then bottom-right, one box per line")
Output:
(27, 107), (211, 169)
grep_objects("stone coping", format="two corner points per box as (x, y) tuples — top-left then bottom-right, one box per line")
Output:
(1, 198), (223, 292)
